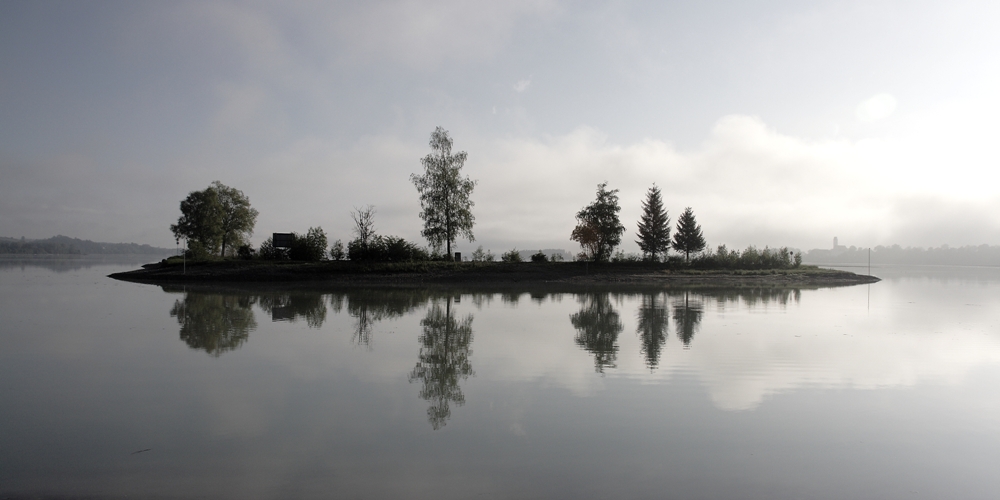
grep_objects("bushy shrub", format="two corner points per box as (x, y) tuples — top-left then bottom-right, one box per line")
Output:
(611, 251), (641, 263)
(348, 235), (429, 262)
(237, 244), (255, 260)
(471, 245), (495, 262)
(258, 237), (289, 260)
(530, 250), (548, 263)
(691, 245), (800, 270)
(501, 249), (522, 263)
(290, 227), (328, 261)
(329, 240), (345, 261)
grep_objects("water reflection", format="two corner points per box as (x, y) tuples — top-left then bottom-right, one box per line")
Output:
(636, 292), (669, 369)
(258, 292), (327, 328)
(408, 298), (475, 429)
(169, 292), (257, 357)
(571, 294), (624, 373)
(672, 291), (704, 347)
(332, 290), (427, 347)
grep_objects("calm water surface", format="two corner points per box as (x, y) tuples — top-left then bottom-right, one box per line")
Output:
(2, 259), (1000, 499)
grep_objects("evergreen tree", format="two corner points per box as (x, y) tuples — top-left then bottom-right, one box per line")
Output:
(672, 206), (706, 262)
(635, 184), (671, 261)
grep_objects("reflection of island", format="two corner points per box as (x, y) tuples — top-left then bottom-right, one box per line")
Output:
(636, 292), (669, 369)
(571, 294), (624, 373)
(408, 298), (474, 430)
(169, 293), (257, 356)
(672, 291), (704, 347)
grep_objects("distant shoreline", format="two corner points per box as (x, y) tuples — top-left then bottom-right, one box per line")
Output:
(108, 260), (880, 288)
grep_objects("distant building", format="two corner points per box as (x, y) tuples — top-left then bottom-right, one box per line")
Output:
(833, 237), (846, 251)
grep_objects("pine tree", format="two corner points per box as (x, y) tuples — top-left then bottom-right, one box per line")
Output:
(672, 206), (706, 262)
(635, 184), (671, 262)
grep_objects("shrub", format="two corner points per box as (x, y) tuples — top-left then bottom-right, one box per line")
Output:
(258, 237), (289, 261)
(290, 227), (328, 261)
(348, 235), (429, 262)
(237, 244), (255, 260)
(329, 240), (345, 261)
(530, 250), (548, 263)
(501, 249), (522, 263)
(471, 245), (496, 262)
(691, 245), (797, 270)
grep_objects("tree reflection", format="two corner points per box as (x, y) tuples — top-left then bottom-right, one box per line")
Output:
(571, 293), (623, 373)
(408, 298), (474, 430)
(672, 291), (704, 347)
(340, 290), (430, 347)
(257, 292), (327, 328)
(636, 292), (669, 369)
(169, 293), (257, 357)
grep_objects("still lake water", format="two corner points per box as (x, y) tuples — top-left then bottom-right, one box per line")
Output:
(2, 258), (1000, 499)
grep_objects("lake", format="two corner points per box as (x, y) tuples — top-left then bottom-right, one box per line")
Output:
(2, 258), (1000, 499)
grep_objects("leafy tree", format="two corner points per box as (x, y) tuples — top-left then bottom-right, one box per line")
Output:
(501, 249), (522, 262)
(530, 250), (548, 262)
(411, 127), (477, 259)
(672, 206), (706, 262)
(571, 182), (625, 262)
(170, 181), (258, 257)
(635, 184), (671, 261)
(329, 240), (345, 260)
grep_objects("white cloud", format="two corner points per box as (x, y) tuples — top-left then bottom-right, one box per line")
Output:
(513, 78), (531, 92)
(856, 93), (898, 122)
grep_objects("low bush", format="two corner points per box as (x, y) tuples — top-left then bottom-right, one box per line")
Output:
(348, 235), (429, 262)
(530, 250), (548, 263)
(501, 249), (523, 263)
(692, 245), (801, 270)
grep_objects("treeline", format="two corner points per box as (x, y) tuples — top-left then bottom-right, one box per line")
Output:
(805, 244), (1000, 266)
(0, 236), (173, 255)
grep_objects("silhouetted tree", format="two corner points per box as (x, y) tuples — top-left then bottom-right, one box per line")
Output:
(672, 206), (706, 262)
(672, 291), (703, 347)
(408, 298), (475, 429)
(636, 292), (668, 369)
(571, 182), (625, 262)
(411, 127), (477, 258)
(289, 226), (328, 261)
(570, 293), (623, 372)
(170, 181), (258, 257)
(635, 185), (671, 261)
(169, 292), (257, 356)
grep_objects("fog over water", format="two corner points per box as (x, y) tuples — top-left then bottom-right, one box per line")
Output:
(3, 1), (1000, 253)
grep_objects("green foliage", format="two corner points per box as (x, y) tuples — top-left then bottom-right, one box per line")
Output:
(329, 240), (345, 260)
(348, 235), (429, 262)
(410, 127), (477, 256)
(501, 249), (522, 262)
(672, 206), (706, 262)
(289, 227), (328, 261)
(531, 250), (548, 263)
(571, 182), (625, 262)
(635, 184), (671, 261)
(170, 181), (259, 257)
(692, 244), (799, 269)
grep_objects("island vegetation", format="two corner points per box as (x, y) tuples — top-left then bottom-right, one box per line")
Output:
(108, 126), (881, 285)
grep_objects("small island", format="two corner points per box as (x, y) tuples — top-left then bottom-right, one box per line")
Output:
(116, 128), (879, 289)
(109, 259), (879, 288)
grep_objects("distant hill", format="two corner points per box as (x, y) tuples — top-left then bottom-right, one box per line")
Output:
(0, 235), (174, 255)
(804, 244), (1000, 267)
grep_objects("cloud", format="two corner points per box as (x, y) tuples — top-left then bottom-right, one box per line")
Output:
(513, 78), (531, 92)
(856, 93), (898, 122)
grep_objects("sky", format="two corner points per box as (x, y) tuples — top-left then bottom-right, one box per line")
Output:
(2, 0), (1000, 254)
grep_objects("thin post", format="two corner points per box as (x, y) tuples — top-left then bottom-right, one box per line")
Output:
(868, 247), (871, 276)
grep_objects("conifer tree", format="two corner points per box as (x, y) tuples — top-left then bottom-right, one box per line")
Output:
(672, 206), (706, 262)
(635, 184), (671, 261)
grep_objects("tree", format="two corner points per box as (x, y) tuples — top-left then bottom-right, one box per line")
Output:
(411, 127), (477, 259)
(170, 181), (258, 257)
(635, 184), (671, 261)
(672, 206), (706, 262)
(351, 205), (377, 247)
(289, 227), (328, 261)
(570, 182), (625, 262)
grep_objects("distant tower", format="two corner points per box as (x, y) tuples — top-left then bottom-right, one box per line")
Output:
(833, 237), (839, 249)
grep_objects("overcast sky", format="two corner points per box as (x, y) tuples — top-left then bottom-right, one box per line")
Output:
(2, 1), (999, 253)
